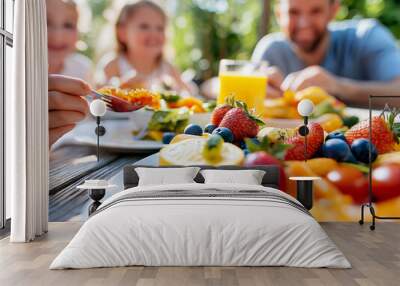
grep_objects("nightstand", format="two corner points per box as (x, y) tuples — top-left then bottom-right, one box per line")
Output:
(289, 177), (321, 210)
(77, 180), (116, 215)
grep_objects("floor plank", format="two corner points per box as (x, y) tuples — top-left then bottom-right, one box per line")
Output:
(1, 222), (399, 286)
(49, 155), (146, 222)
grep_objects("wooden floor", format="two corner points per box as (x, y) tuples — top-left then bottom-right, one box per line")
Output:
(0, 222), (399, 286)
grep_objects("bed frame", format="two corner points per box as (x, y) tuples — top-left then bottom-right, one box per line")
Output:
(123, 165), (281, 190)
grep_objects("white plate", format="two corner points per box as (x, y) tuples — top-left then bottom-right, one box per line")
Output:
(64, 110), (212, 153)
(68, 119), (164, 153)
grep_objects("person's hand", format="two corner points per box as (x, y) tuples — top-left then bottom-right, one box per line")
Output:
(265, 66), (284, 98)
(281, 66), (339, 94)
(48, 75), (90, 147)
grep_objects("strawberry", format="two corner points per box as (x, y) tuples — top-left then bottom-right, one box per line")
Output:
(284, 123), (325, 161)
(219, 101), (264, 141)
(211, 97), (235, 126)
(345, 111), (400, 154)
(211, 105), (232, 126)
(244, 137), (292, 192)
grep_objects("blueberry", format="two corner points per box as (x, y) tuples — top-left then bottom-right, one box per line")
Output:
(204, 124), (217, 134)
(212, 127), (234, 143)
(351, 139), (378, 164)
(184, 124), (203, 136)
(322, 138), (352, 162)
(325, 131), (347, 143)
(344, 152), (358, 164)
(237, 140), (247, 150)
(162, 132), (175, 144)
(243, 149), (250, 156)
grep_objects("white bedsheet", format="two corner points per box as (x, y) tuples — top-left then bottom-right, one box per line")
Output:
(50, 183), (351, 269)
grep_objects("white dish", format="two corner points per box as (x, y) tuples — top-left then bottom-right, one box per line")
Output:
(68, 119), (164, 153)
(65, 110), (212, 153)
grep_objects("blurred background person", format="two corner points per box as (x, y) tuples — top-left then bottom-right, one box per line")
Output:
(252, 0), (400, 105)
(97, 0), (193, 95)
(47, 0), (93, 84)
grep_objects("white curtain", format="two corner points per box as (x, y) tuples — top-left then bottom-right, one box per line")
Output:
(7, 0), (49, 242)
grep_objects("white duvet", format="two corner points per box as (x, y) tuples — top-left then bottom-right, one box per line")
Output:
(50, 183), (351, 269)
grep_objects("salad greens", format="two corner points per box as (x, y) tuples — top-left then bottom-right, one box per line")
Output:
(147, 109), (190, 133)
(160, 92), (181, 103)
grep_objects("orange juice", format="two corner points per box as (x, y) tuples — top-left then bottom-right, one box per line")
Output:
(218, 73), (267, 116)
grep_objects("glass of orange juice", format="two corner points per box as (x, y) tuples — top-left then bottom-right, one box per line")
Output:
(218, 59), (268, 116)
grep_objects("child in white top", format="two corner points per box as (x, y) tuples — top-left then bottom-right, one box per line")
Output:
(98, 1), (192, 94)
(46, 0), (93, 84)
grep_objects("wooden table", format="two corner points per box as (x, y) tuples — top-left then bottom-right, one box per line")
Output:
(49, 145), (157, 222)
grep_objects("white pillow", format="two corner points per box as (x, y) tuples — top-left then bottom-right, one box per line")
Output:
(136, 167), (200, 186)
(200, 169), (266, 185)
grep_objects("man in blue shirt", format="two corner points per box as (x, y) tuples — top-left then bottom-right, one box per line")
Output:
(252, 0), (400, 105)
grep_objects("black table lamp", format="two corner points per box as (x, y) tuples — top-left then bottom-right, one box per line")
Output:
(89, 99), (107, 162)
(297, 99), (315, 160)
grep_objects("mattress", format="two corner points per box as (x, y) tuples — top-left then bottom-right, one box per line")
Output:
(50, 183), (351, 269)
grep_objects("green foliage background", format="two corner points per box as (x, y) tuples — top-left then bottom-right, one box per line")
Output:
(81, 0), (400, 81)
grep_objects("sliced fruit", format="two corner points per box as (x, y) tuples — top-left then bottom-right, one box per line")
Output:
(376, 197), (400, 216)
(312, 99), (345, 118)
(284, 123), (325, 160)
(315, 113), (343, 133)
(283, 89), (296, 105)
(374, 151), (400, 166)
(202, 135), (224, 162)
(306, 158), (338, 177)
(257, 127), (296, 143)
(372, 164), (400, 202)
(160, 138), (244, 166)
(326, 165), (368, 204)
(345, 111), (400, 154)
(294, 86), (331, 105)
(146, 130), (163, 141)
(264, 99), (299, 119)
(169, 134), (209, 144)
(176, 97), (204, 109)
(190, 105), (206, 113)
(285, 161), (350, 201)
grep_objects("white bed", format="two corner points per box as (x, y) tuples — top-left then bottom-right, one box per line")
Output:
(50, 181), (351, 269)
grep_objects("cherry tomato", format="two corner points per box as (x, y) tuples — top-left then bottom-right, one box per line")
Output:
(326, 165), (368, 204)
(372, 164), (400, 202)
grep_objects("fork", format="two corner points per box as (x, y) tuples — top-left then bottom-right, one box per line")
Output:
(89, 90), (145, 113)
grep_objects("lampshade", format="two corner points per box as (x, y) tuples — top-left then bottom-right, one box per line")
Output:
(297, 99), (315, 117)
(90, 99), (107, 117)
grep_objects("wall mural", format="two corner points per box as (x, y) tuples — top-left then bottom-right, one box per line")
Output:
(153, 84), (400, 222)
